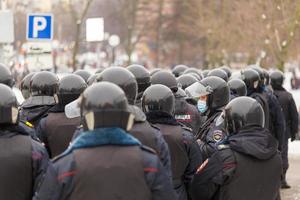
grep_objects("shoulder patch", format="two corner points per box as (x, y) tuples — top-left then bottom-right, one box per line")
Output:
(212, 130), (224, 142)
(140, 145), (157, 154)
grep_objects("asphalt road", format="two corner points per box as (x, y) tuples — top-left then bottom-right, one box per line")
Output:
(281, 155), (300, 200)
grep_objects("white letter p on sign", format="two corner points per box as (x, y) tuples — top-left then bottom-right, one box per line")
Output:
(33, 17), (47, 38)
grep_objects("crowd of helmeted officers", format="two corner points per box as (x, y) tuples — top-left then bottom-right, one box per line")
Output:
(0, 62), (298, 200)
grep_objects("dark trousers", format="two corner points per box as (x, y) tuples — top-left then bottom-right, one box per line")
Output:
(281, 137), (289, 182)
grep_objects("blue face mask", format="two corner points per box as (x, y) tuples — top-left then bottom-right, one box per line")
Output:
(197, 100), (208, 113)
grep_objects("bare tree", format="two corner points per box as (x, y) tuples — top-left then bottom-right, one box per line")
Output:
(65, 0), (93, 71)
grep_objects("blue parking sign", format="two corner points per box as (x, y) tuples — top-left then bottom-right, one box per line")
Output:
(27, 14), (53, 40)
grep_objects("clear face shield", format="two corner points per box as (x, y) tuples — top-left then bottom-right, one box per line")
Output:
(65, 97), (81, 119)
(185, 82), (212, 112)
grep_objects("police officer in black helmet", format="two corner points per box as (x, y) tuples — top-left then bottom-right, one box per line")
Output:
(152, 71), (203, 134)
(228, 78), (247, 100)
(186, 76), (230, 160)
(20, 72), (36, 99)
(0, 84), (50, 200)
(95, 67), (172, 177)
(36, 74), (87, 158)
(190, 97), (282, 200)
(244, 67), (285, 151)
(242, 69), (270, 129)
(0, 63), (15, 87)
(73, 69), (92, 83)
(0, 64), (37, 138)
(207, 68), (229, 82)
(172, 65), (189, 77)
(270, 70), (299, 189)
(19, 71), (59, 128)
(142, 84), (202, 200)
(34, 82), (176, 200)
(127, 64), (151, 108)
(177, 74), (198, 90)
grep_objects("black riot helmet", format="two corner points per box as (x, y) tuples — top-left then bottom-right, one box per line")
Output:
(228, 79), (247, 97)
(202, 70), (210, 78)
(142, 84), (175, 116)
(224, 96), (265, 134)
(263, 69), (270, 85)
(172, 65), (188, 77)
(241, 69), (260, 90)
(201, 76), (230, 111)
(249, 65), (264, 87)
(270, 71), (284, 89)
(188, 72), (202, 81)
(58, 74), (87, 106)
(0, 84), (19, 125)
(150, 68), (161, 76)
(151, 71), (178, 93)
(30, 71), (59, 96)
(79, 82), (134, 131)
(127, 64), (151, 94)
(208, 68), (229, 82)
(177, 74), (198, 90)
(175, 87), (187, 99)
(95, 67), (106, 74)
(96, 67), (138, 105)
(183, 68), (203, 79)
(220, 66), (232, 78)
(74, 70), (92, 83)
(20, 72), (36, 99)
(0, 63), (14, 87)
(87, 74), (98, 86)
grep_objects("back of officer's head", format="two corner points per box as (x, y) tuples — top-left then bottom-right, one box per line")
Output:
(220, 65), (232, 79)
(0, 84), (19, 126)
(127, 64), (151, 95)
(177, 74), (198, 90)
(183, 67), (203, 79)
(270, 71), (284, 90)
(96, 67), (138, 105)
(30, 71), (59, 97)
(142, 84), (175, 116)
(224, 97), (265, 134)
(172, 65), (188, 77)
(58, 74), (87, 106)
(151, 71), (178, 93)
(0, 63), (14, 88)
(208, 68), (228, 82)
(228, 79), (247, 97)
(73, 70), (92, 83)
(80, 82), (134, 131)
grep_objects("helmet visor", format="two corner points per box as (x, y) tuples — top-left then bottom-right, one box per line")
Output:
(185, 82), (212, 99)
(65, 98), (81, 119)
